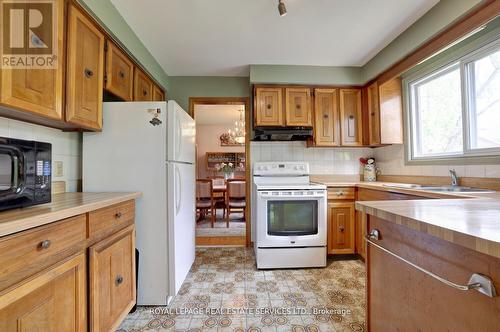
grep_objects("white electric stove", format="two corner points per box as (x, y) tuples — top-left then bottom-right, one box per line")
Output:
(252, 162), (327, 269)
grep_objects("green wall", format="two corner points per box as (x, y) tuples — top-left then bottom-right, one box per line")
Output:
(250, 65), (363, 85)
(78, 0), (170, 90)
(168, 77), (250, 111)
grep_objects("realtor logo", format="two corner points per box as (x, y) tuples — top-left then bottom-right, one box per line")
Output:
(1, 0), (57, 68)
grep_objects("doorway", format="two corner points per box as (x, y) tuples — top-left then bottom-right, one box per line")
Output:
(190, 97), (251, 246)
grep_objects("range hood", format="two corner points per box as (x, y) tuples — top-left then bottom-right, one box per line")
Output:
(253, 127), (313, 141)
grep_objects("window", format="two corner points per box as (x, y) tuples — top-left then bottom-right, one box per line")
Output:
(407, 38), (500, 162)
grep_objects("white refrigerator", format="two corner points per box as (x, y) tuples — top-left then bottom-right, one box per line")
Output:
(83, 100), (196, 305)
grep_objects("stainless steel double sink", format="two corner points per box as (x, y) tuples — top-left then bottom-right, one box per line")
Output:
(382, 183), (495, 194)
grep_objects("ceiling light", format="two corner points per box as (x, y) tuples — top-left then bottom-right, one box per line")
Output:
(278, 0), (287, 17)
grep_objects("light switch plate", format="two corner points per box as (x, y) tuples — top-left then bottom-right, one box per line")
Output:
(54, 161), (63, 177)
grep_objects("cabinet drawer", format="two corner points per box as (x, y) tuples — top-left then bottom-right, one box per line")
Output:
(328, 187), (355, 200)
(90, 226), (135, 331)
(88, 200), (135, 239)
(0, 215), (86, 291)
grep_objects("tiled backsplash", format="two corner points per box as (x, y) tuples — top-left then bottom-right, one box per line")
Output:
(250, 141), (373, 174)
(0, 117), (82, 192)
(374, 145), (500, 178)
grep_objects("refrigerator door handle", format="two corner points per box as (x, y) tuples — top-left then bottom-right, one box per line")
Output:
(175, 165), (182, 215)
(176, 116), (182, 161)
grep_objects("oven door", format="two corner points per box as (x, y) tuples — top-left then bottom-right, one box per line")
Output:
(256, 190), (326, 247)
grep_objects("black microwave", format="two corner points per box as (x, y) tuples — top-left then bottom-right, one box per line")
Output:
(0, 137), (51, 212)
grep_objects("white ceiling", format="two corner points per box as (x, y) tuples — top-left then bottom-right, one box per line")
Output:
(111, 0), (439, 76)
(195, 105), (245, 125)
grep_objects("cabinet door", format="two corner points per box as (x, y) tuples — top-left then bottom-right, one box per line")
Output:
(355, 210), (366, 260)
(89, 226), (135, 332)
(0, 253), (86, 332)
(134, 69), (153, 101)
(285, 88), (312, 126)
(367, 82), (381, 146)
(339, 89), (363, 146)
(105, 41), (134, 101)
(327, 202), (355, 254)
(66, 4), (105, 130)
(0, 0), (65, 120)
(152, 84), (165, 101)
(255, 87), (283, 126)
(314, 88), (339, 146)
(379, 77), (403, 144)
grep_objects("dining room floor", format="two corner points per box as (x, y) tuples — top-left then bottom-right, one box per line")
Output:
(196, 211), (246, 237)
(118, 247), (366, 332)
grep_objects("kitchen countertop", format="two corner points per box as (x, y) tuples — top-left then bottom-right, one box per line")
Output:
(0, 192), (142, 237)
(312, 177), (500, 259)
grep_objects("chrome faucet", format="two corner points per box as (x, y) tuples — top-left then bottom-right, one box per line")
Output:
(449, 169), (459, 186)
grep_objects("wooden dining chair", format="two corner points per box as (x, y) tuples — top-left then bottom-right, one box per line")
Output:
(225, 179), (246, 227)
(210, 176), (226, 220)
(196, 179), (215, 227)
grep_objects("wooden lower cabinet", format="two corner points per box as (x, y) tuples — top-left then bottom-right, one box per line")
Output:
(89, 226), (136, 332)
(0, 253), (86, 332)
(367, 215), (500, 331)
(327, 202), (355, 254)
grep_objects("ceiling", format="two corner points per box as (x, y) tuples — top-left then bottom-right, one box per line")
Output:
(111, 0), (439, 76)
(195, 105), (245, 125)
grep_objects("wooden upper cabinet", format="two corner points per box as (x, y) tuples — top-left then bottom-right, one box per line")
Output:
(0, 254), (86, 332)
(66, 4), (105, 131)
(90, 226), (135, 332)
(314, 88), (339, 146)
(152, 84), (165, 101)
(367, 82), (381, 145)
(0, 0), (65, 121)
(105, 41), (134, 101)
(339, 89), (363, 146)
(134, 69), (153, 101)
(327, 202), (355, 255)
(285, 88), (312, 126)
(255, 87), (284, 126)
(379, 77), (403, 144)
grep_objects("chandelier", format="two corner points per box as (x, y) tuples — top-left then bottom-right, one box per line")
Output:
(227, 109), (245, 144)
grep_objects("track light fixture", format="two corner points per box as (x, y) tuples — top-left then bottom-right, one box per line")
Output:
(278, 0), (287, 17)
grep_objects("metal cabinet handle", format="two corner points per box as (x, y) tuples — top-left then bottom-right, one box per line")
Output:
(296, 104), (301, 109)
(115, 275), (124, 286)
(40, 240), (51, 250)
(337, 191), (344, 196)
(364, 229), (497, 298)
(267, 104), (272, 109)
(115, 212), (123, 219)
(119, 71), (125, 78)
(339, 226), (345, 232)
(349, 115), (355, 119)
(84, 68), (93, 78)
(323, 114), (329, 119)
(143, 89), (148, 96)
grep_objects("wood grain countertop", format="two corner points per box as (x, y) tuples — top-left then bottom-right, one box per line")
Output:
(311, 175), (500, 258)
(0, 192), (142, 237)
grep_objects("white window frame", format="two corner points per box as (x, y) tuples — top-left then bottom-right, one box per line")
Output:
(462, 39), (500, 157)
(404, 36), (500, 164)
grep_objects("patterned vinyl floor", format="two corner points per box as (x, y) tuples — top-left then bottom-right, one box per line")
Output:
(118, 247), (366, 332)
